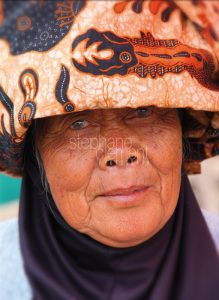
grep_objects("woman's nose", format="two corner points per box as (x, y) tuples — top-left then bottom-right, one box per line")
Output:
(99, 144), (143, 170)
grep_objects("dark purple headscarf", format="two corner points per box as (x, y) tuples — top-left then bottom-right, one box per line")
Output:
(19, 143), (219, 300)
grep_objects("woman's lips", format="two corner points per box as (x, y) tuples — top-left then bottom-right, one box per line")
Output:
(98, 185), (151, 207)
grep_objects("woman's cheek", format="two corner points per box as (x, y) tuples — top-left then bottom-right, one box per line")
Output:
(142, 124), (182, 173)
(140, 125), (182, 212)
(43, 147), (96, 230)
(44, 142), (95, 190)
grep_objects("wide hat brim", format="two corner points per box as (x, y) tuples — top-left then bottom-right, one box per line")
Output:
(0, 0), (218, 176)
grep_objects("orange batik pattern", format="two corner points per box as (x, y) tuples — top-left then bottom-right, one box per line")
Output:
(0, 0), (218, 176)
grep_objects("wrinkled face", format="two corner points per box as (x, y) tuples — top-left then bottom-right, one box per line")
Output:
(37, 107), (182, 248)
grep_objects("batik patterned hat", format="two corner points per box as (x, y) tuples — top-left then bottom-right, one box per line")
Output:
(0, 0), (218, 176)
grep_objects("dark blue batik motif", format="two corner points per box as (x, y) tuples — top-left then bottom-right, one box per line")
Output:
(72, 29), (138, 76)
(0, 86), (24, 174)
(56, 65), (74, 113)
(0, 0), (86, 55)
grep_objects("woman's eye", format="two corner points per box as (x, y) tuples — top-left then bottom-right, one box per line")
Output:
(70, 119), (89, 130)
(136, 107), (153, 118)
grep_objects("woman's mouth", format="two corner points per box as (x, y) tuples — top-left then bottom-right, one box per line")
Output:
(98, 185), (151, 207)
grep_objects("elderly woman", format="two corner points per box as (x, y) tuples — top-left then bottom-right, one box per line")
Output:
(0, 1), (219, 299)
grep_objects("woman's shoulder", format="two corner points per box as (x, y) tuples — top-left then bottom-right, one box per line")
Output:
(201, 208), (219, 254)
(0, 218), (32, 300)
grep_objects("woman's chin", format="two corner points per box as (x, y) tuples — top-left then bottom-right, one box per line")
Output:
(87, 214), (164, 248)
(89, 201), (166, 247)
(89, 228), (156, 248)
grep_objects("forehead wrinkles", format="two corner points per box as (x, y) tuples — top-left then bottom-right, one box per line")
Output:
(100, 108), (131, 124)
